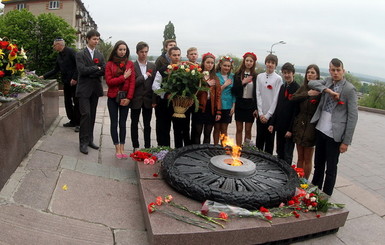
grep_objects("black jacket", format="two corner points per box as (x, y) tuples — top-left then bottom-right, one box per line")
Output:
(43, 46), (78, 85)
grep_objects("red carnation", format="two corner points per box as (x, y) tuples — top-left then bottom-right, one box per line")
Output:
(0, 41), (9, 49)
(15, 63), (24, 70)
(310, 99), (317, 104)
(148, 69), (153, 73)
(338, 100), (345, 105)
(316, 214), (321, 218)
(259, 207), (269, 213)
(0, 71), (5, 77)
(218, 212), (229, 220)
(153, 173), (159, 177)
(93, 58), (99, 64)
(147, 202), (156, 213)
(267, 85), (273, 90)
(119, 62), (125, 68)
(288, 94), (293, 100)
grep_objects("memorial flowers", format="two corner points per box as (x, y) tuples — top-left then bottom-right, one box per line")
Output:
(0, 38), (28, 95)
(155, 62), (209, 114)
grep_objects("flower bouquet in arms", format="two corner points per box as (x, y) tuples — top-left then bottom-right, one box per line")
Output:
(155, 62), (209, 118)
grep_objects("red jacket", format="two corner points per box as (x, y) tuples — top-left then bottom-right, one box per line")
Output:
(105, 60), (136, 99)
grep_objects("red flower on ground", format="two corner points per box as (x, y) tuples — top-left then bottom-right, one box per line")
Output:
(338, 100), (345, 105)
(288, 200), (295, 206)
(259, 207), (269, 213)
(153, 173), (159, 177)
(164, 195), (173, 203)
(316, 214), (321, 218)
(93, 58), (99, 64)
(218, 212), (228, 220)
(267, 85), (273, 90)
(148, 202), (156, 213)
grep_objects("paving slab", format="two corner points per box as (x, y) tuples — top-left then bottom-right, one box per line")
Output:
(26, 149), (61, 170)
(50, 169), (145, 229)
(13, 170), (59, 210)
(0, 204), (112, 244)
(337, 214), (385, 245)
(114, 230), (150, 245)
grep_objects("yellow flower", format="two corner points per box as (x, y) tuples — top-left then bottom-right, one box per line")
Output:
(300, 184), (309, 189)
(0, 49), (5, 59)
(6, 62), (17, 74)
(62, 184), (68, 191)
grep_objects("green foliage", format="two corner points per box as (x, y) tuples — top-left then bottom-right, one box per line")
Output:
(294, 73), (304, 85)
(162, 21), (176, 52)
(345, 72), (361, 91)
(97, 39), (113, 61)
(0, 10), (76, 74)
(358, 81), (385, 109)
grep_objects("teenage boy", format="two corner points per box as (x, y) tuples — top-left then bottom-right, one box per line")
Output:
(40, 38), (80, 132)
(186, 47), (198, 64)
(254, 54), (282, 154)
(131, 42), (156, 150)
(309, 58), (358, 196)
(75, 29), (105, 154)
(155, 39), (177, 71)
(268, 62), (300, 164)
(152, 46), (181, 147)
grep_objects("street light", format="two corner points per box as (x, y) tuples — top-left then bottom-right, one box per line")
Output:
(269, 41), (286, 54)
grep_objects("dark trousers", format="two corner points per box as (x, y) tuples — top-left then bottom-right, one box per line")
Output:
(172, 117), (190, 148)
(78, 94), (99, 145)
(107, 97), (129, 145)
(194, 123), (214, 144)
(276, 130), (295, 164)
(256, 119), (275, 154)
(63, 83), (80, 125)
(155, 98), (172, 147)
(311, 130), (341, 196)
(131, 106), (152, 148)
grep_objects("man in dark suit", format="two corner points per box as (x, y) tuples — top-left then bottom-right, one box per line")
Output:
(309, 58), (358, 196)
(40, 38), (80, 132)
(131, 41), (156, 149)
(75, 30), (105, 154)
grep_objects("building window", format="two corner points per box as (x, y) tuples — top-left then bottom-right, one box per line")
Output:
(49, 1), (60, 9)
(16, 4), (26, 10)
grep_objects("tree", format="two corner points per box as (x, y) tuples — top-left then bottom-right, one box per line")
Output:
(345, 72), (362, 91)
(162, 21), (176, 52)
(97, 38), (113, 61)
(358, 81), (385, 109)
(0, 9), (76, 74)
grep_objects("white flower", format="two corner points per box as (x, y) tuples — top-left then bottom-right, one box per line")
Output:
(305, 194), (310, 199)
(191, 70), (196, 75)
(167, 65), (172, 69)
(180, 65), (185, 69)
(310, 197), (317, 202)
(203, 71), (209, 76)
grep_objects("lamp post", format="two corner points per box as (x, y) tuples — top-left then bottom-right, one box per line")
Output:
(269, 41), (286, 54)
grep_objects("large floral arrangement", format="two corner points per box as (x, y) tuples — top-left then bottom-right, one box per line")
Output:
(0, 38), (28, 95)
(156, 62), (209, 112)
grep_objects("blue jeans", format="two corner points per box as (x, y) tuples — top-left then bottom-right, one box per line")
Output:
(107, 97), (129, 145)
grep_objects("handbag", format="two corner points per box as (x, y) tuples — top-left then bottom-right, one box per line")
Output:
(116, 91), (127, 103)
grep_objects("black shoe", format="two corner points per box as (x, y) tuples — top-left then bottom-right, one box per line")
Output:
(88, 142), (99, 150)
(63, 122), (75, 127)
(80, 144), (88, 154)
(74, 126), (80, 132)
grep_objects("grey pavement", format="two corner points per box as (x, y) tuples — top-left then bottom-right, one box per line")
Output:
(0, 95), (385, 244)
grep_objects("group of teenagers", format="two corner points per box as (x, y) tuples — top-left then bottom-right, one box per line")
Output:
(43, 29), (358, 197)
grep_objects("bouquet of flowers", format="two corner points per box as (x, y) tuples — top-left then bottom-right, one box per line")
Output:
(155, 62), (209, 117)
(0, 38), (28, 95)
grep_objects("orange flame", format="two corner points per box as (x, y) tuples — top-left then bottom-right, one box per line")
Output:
(220, 134), (242, 166)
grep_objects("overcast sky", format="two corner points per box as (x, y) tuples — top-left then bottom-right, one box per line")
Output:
(48, 1), (385, 79)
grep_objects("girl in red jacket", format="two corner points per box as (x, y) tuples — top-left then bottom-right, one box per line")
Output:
(105, 40), (135, 159)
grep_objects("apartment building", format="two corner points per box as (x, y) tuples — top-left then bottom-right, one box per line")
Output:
(1, 0), (97, 48)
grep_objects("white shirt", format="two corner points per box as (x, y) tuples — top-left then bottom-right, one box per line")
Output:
(256, 71), (282, 120)
(87, 46), (95, 59)
(152, 71), (165, 98)
(137, 60), (148, 80)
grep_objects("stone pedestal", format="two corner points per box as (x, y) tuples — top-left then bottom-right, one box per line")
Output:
(136, 161), (349, 245)
(0, 80), (58, 189)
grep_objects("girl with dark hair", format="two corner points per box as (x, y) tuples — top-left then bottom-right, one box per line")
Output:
(232, 52), (257, 146)
(105, 40), (136, 159)
(291, 64), (321, 178)
(192, 53), (222, 144)
(213, 56), (235, 145)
